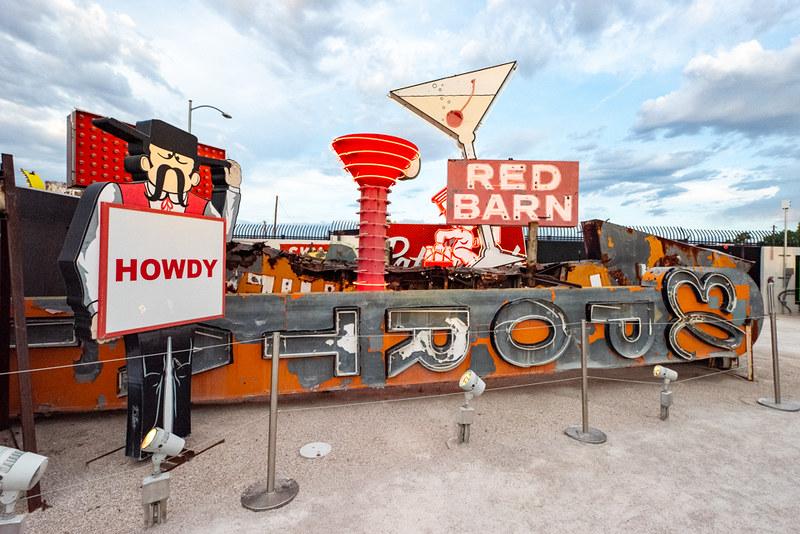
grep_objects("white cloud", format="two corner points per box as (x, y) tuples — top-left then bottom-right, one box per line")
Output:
(635, 38), (800, 137)
(581, 167), (781, 226)
(2, 0), (798, 229)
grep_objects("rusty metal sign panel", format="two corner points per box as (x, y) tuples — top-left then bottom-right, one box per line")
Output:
(208, 265), (761, 393)
(446, 159), (579, 226)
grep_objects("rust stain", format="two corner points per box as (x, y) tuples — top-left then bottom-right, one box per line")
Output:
(713, 255), (738, 268)
(644, 235), (665, 267)
(608, 269), (627, 286)
(588, 323), (605, 344)
(564, 263), (612, 287)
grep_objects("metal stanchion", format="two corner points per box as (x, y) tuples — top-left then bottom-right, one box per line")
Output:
(757, 278), (800, 412)
(241, 332), (299, 510)
(565, 320), (607, 444)
(744, 320), (754, 382)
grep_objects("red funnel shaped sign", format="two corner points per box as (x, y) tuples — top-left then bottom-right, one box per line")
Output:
(332, 133), (420, 291)
(332, 133), (420, 187)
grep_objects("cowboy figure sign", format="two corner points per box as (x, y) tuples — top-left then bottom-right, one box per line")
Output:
(59, 116), (241, 458)
(61, 117), (241, 341)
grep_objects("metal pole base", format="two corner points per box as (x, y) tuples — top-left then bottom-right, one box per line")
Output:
(564, 425), (607, 444)
(241, 478), (299, 511)
(757, 398), (800, 412)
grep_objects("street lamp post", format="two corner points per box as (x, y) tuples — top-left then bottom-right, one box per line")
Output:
(781, 199), (791, 291)
(187, 99), (232, 133)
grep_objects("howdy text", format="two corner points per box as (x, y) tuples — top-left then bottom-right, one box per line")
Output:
(115, 258), (218, 282)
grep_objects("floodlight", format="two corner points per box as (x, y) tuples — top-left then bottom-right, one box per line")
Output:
(0, 446), (48, 494)
(0, 446), (48, 529)
(653, 365), (678, 382)
(653, 366), (678, 420)
(141, 427), (184, 474)
(454, 370), (486, 445)
(459, 369), (485, 397)
(140, 427), (184, 527)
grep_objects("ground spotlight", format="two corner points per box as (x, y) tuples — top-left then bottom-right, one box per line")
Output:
(141, 427), (185, 473)
(0, 446), (49, 532)
(455, 370), (485, 444)
(140, 427), (185, 527)
(459, 369), (485, 399)
(653, 365), (677, 420)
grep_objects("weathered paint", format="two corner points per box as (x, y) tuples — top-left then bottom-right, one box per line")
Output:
(7, 266), (762, 416)
(584, 220), (753, 286)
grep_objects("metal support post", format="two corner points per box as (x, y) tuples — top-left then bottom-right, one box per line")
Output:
(744, 320), (754, 382)
(141, 337), (175, 528)
(241, 332), (299, 510)
(164, 337), (173, 434)
(0, 154), (42, 510)
(456, 393), (475, 444)
(565, 320), (607, 444)
(526, 220), (538, 287)
(142, 472), (170, 527)
(757, 278), (800, 411)
(660, 382), (673, 420)
(0, 218), (10, 431)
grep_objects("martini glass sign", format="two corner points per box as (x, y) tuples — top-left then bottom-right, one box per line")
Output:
(389, 62), (516, 159)
(332, 133), (420, 291)
(389, 61), (523, 269)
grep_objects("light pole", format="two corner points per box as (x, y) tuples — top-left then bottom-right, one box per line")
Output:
(187, 99), (232, 133)
(781, 199), (791, 291)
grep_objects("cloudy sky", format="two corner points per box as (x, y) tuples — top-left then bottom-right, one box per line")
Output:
(1, 0), (798, 229)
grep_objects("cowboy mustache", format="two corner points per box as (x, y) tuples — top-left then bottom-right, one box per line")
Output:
(146, 164), (189, 206)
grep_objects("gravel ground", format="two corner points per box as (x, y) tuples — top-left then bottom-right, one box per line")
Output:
(8, 315), (800, 534)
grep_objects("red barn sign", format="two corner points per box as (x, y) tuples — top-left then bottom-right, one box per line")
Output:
(446, 159), (578, 226)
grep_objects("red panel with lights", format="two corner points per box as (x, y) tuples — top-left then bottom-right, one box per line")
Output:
(67, 109), (225, 200)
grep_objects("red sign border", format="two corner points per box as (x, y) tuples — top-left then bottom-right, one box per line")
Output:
(97, 202), (227, 340)
(445, 159), (579, 227)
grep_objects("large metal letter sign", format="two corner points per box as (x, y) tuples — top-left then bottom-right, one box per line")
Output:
(662, 269), (744, 360)
(264, 308), (359, 376)
(491, 299), (571, 366)
(589, 302), (655, 359)
(386, 308), (470, 377)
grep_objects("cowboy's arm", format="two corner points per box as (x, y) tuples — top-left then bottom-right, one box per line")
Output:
(204, 159), (241, 241)
(59, 182), (123, 340)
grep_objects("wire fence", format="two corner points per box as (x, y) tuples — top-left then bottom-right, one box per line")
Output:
(1, 314), (767, 378)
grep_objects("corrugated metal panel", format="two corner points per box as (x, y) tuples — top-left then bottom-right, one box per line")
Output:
(234, 222), (774, 245)
(233, 221), (359, 241)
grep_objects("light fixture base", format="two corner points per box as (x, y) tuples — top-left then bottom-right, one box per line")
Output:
(241, 478), (299, 511)
(757, 398), (800, 412)
(564, 426), (607, 444)
(0, 513), (25, 531)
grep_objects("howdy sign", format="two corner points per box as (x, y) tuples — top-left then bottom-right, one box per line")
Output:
(446, 159), (578, 226)
(98, 203), (225, 338)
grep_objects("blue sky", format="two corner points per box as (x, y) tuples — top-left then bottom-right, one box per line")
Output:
(1, 0), (798, 230)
